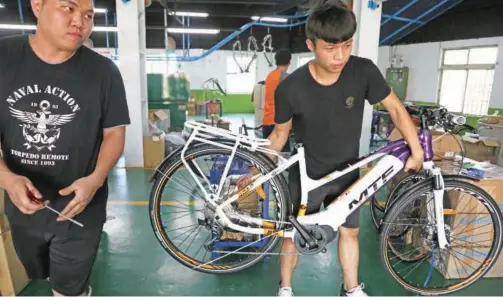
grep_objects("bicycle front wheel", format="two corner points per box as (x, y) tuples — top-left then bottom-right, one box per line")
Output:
(149, 143), (291, 274)
(379, 178), (503, 295)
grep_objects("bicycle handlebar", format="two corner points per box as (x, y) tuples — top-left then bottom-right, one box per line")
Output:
(445, 113), (467, 126)
(404, 104), (468, 134)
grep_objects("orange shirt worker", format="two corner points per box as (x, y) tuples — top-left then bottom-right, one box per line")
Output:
(262, 49), (292, 152)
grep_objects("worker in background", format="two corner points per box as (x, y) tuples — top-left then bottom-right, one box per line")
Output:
(262, 49), (292, 152)
(0, 0), (130, 296)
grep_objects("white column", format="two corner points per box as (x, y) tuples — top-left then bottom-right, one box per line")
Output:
(352, 0), (383, 156)
(116, 0), (149, 167)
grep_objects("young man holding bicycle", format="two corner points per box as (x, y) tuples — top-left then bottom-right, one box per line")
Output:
(241, 1), (424, 296)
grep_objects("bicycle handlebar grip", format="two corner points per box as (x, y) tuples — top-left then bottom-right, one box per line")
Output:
(446, 113), (467, 125)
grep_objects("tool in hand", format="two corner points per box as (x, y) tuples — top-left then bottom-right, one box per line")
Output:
(27, 191), (84, 228)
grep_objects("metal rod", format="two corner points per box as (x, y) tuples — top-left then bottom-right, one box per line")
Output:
(45, 205), (84, 228)
(113, 12), (118, 56)
(148, 17), (308, 62)
(105, 11), (110, 48)
(187, 16), (191, 57)
(380, 0), (458, 45)
(381, 0), (421, 26)
(382, 14), (424, 25)
(17, 0), (24, 34)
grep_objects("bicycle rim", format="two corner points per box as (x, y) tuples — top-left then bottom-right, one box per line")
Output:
(148, 144), (290, 274)
(380, 179), (503, 295)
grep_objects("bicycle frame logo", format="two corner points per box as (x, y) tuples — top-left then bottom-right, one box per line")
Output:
(348, 165), (395, 211)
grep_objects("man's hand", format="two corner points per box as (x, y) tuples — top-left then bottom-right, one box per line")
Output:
(404, 150), (424, 173)
(237, 168), (259, 190)
(57, 175), (103, 221)
(3, 174), (48, 214)
(381, 92), (424, 173)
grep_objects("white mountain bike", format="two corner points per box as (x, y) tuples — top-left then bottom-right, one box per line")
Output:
(149, 106), (502, 295)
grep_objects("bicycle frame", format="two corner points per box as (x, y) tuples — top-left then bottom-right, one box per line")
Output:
(181, 120), (449, 250)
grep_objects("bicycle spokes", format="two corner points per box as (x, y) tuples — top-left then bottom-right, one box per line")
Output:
(382, 188), (497, 292)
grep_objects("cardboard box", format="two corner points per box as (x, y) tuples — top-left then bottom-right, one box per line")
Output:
(186, 102), (196, 116)
(0, 190), (30, 296)
(486, 116), (503, 125)
(462, 136), (500, 164)
(388, 128), (462, 160)
(143, 136), (165, 169)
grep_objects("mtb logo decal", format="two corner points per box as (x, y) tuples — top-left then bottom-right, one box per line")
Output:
(348, 166), (394, 210)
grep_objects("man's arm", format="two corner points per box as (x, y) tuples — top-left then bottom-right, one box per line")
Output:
(268, 120), (292, 156)
(381, 91), (424, 170)
(89, 126), (126, 186)
(362, 58), (423, 171)
(57, 61), (130, 221)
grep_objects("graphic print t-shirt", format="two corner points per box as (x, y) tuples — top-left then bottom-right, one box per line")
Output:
(0, 35), (130, 233)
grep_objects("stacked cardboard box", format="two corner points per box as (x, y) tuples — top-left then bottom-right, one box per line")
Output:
(0, 190), (30, 296)
(186, 97), (196, 116)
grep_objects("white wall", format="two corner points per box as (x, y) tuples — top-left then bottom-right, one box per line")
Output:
(94, 47), (312, 93)
(377, 37), (503, 109)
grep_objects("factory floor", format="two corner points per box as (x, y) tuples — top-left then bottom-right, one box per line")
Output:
(19, 114), (502, 296)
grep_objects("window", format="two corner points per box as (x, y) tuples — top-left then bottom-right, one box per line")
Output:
(438, 46), (498, 116)
(226, 55), (257, 94)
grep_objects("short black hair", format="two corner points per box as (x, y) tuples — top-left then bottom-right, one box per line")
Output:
(275, 49), (292, 66)
(306, 0), (357, 44)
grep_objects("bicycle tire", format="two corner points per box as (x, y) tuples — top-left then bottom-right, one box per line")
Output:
(379, 178), (503, 295)
(371, 173), (423, 230)
(149, 143), (291, 274)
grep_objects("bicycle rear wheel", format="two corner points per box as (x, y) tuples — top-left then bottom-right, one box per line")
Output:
(379, 178), (503, 295)
(149, 143), (290, 274)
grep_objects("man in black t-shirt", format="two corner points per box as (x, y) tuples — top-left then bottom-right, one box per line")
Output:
(0, 0), (130, 295)
(241, 1), (423, 296)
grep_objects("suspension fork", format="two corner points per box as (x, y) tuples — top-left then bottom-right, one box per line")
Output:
(424, 162), (449, 249)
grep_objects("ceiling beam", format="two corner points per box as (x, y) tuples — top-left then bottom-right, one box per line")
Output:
(270, 0), (309, 14)
(164, 0), (280, 5)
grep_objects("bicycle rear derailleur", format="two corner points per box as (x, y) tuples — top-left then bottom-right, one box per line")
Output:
(290, 216), (336, 255)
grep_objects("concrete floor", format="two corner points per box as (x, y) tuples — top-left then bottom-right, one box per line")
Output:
(19, 114), (503, 296)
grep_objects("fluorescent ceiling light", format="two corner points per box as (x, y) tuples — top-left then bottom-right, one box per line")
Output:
(0, 3), (5, 8)
(251, 16), (288, 23)
(94, 8), (108, 13)
(167, 28), (219, 34)
(169, 11), (209, 17)
(0, 24), (118, 32)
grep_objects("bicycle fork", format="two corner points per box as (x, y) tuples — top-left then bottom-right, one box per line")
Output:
(425, 161), (450, 250)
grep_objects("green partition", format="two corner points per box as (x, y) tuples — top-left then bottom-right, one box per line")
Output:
(191, 89), (254, 114)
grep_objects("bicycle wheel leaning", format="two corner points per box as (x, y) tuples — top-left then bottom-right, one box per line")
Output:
(370, 172), (424, 230)
(379, 178), (503, 295)
(149, 143), (291, 274)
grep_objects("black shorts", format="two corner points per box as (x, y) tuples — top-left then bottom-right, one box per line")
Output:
(10, 224), (103, 296)
(288, 165), (361, 229)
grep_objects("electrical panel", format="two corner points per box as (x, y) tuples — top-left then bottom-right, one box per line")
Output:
(386, 67), (409, 101)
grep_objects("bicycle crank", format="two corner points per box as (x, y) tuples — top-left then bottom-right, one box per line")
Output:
(293, 224), (334, 255)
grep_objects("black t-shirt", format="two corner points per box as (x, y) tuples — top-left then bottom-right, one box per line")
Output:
(0, 35), (130, 234)
(275, 55), (391, 179)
